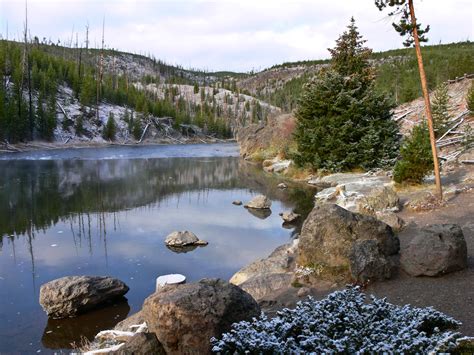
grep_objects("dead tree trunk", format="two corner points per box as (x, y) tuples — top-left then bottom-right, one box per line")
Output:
(408, 0), (443, 200)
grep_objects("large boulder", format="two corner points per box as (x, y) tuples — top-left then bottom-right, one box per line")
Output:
(39, 276), (129, 319)
(164, 231), (208, 247)
(297, 204), (399, 283)
(244, 195), (272, 209)
(112, 333), (166, 355)
(400, 224), (468, 276)
(142, 278), (260, 354)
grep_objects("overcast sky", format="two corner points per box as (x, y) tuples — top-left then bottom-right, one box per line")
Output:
(0, 0), (472, 72)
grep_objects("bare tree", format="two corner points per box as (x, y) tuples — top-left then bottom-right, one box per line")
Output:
(375, 0), (442, 199)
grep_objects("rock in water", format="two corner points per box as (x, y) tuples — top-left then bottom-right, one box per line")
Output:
(297, 204), (399, 283)
(279, 211), (301, 223)
(142, 278), (260, 354)
(400, 224), (467, 276)
(232, 200), (243, 206)
(244, 195), (272, 209)
(164, 231), (208, 247)
(39, 276), (129, 319)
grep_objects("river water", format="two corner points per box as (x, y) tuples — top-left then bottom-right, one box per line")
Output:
(0, 143), (314, 353)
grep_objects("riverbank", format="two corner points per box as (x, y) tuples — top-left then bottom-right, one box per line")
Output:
(0, 137), (236, 154)
(230, 163), (474, 336)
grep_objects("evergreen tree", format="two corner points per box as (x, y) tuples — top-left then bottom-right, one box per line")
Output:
(103, 112), (116, 140)
(467, 82), (474, 113)
(431, 82), (450, 137)
(393, 123), (432, 184)
(293, 19), (399, 171)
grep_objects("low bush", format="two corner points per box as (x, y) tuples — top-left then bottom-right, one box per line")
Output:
(211, 287), (462, 354)
(393, 124), (433, 184)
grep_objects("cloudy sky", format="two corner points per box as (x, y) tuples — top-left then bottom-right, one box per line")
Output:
(0, 0), (472, 72)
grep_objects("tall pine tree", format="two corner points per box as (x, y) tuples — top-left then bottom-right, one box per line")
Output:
(294, 18), (400, 171)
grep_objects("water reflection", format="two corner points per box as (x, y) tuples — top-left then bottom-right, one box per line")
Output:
(41, 300), (130, 349)
(0, 145), (317, 352)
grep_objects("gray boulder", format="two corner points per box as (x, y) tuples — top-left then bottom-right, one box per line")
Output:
(244, 195), (272, 209)
(297, 204), (399, 282)
(164, 231), (208, 247)
(39, 276), (129, 319)
(142, 278), (260, 354)
(400, 224), (468, 276)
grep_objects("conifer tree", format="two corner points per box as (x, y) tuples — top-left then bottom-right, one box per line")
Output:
(293, 18), (399, 171)
(103, 112), (116, 140)
(431, 82), (450, 137)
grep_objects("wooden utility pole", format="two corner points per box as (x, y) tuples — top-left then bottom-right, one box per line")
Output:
(408, 0), (443, 199)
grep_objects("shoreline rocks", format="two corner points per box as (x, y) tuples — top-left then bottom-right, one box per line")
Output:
(279, 211), (301, 224)
(39, 276), (129, 319)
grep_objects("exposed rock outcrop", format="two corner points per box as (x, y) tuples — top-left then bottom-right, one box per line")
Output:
(312, 173), (399, 215)
(39, 276), (129, 319)
(142, 278), (260, 354)
(164, 231), (208, 247)
(375, 210), (405, 232)
(400, 224), (468, 276)
(297, 204), (399, 283)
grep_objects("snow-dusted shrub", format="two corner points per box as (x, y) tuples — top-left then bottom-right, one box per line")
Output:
(211, 287), (462, 354)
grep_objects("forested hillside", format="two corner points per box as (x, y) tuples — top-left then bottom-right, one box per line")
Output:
(1, 38), (472, 144)
(0, 40), (276, 144)
(242, 42), (474, 112)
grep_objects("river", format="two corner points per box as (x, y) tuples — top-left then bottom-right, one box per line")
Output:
(0, 143), (314, 353)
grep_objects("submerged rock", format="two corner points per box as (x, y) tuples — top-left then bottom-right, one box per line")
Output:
(39, 276), (129, 319)
(246, 207), (272, 219)
(400, 224), (467, 276)
(297, 204), (399, 283)
(244, 195), (272, 209)
(164, 231), (208, 247)
(142, 278), (260, 354)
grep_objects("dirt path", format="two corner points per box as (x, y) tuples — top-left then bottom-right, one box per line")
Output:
(367, 190), (474, 336)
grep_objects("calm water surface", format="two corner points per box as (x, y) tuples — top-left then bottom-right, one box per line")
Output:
(0, 143), (314, 353)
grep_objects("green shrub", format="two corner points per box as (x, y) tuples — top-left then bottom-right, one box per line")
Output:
(468, 82), (474, 113)
(393, 124), (433, 184)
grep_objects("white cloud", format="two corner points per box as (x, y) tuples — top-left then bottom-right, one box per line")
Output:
(0, 0), (472, 71)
